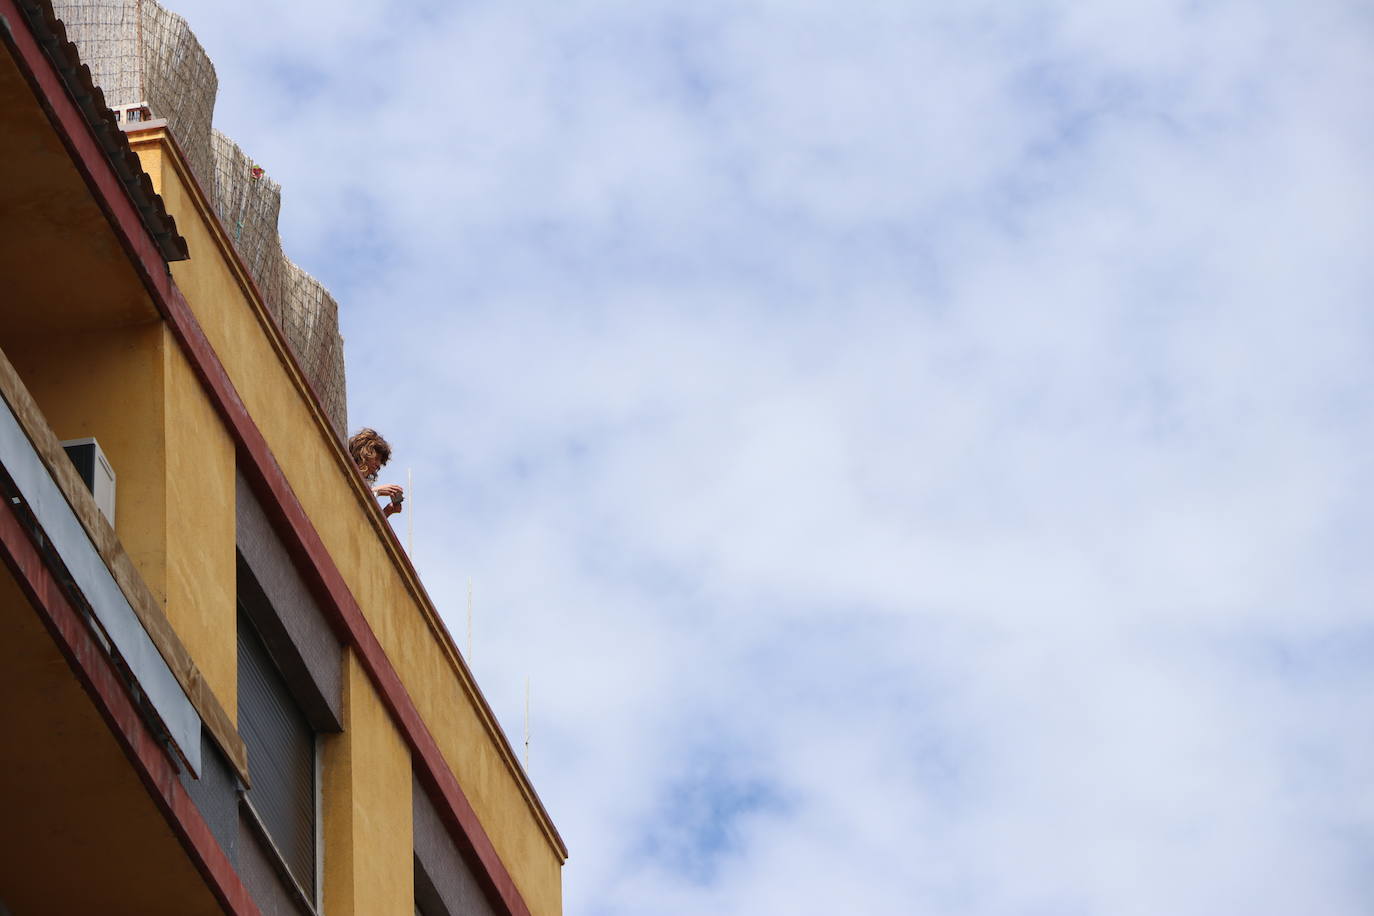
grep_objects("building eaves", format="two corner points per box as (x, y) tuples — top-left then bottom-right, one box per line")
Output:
(7, 0), (189, 261)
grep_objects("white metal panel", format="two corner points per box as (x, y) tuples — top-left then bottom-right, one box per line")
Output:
(60, 436), (117, 525)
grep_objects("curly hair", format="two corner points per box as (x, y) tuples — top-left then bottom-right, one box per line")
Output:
(348, 427), (392, 472)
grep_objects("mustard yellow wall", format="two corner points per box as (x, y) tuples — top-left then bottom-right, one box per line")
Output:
(0, 567), (227, 916)
(6, 323), (169, 602)
(133, 134), (565, 915)
(5, 321), (239, 720)
(163, 335), (238, 717)
(0, 43), (161, 339)
(323, 649), (415, 915)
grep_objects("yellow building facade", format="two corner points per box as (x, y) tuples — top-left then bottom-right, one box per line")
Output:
(0, 2), (565, 914)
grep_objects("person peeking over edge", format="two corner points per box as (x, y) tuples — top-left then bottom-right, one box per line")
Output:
(349, 427), (405, 518)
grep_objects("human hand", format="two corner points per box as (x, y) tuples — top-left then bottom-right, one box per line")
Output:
(373, 484), (404, 499)
(383, 502), (403, 517)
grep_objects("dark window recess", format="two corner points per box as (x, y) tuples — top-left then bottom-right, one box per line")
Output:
(238, 611), (316, 898)
(412, 771), (501, 916)
(414, 857), (447, 916)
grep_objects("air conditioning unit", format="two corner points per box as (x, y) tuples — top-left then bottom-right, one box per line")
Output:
(61, 437), (117, 526)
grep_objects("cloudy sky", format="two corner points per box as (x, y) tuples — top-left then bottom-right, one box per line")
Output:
(160, 1), (1371, 912)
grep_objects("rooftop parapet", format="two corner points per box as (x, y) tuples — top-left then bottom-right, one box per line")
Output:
(52, 0), (348, 441)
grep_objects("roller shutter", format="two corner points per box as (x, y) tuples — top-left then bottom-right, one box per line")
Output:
(238, 610), (315, 898)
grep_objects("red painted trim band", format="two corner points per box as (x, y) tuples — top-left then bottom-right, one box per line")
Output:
(0, 493), (261, 916)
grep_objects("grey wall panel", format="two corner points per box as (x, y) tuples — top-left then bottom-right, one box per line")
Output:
(413, 772), (499, 916)
(179, 727), (241, 867)
(236, 470), (341, 730)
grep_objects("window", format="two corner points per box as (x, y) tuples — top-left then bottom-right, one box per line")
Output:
(412, 771), (500, 916)
(237, 608), (316, 902)
(234, 478), (342, 912)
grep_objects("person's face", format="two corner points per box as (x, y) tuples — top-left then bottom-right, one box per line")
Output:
(359, 455), (384, 480)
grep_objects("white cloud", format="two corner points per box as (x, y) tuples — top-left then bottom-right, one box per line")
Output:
(153, 0), (1374, 912)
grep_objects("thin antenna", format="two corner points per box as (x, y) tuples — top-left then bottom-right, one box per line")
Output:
(466, 578), (473, 662)
(406, 468), (414, 556)
(524, 676), (531, 769)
